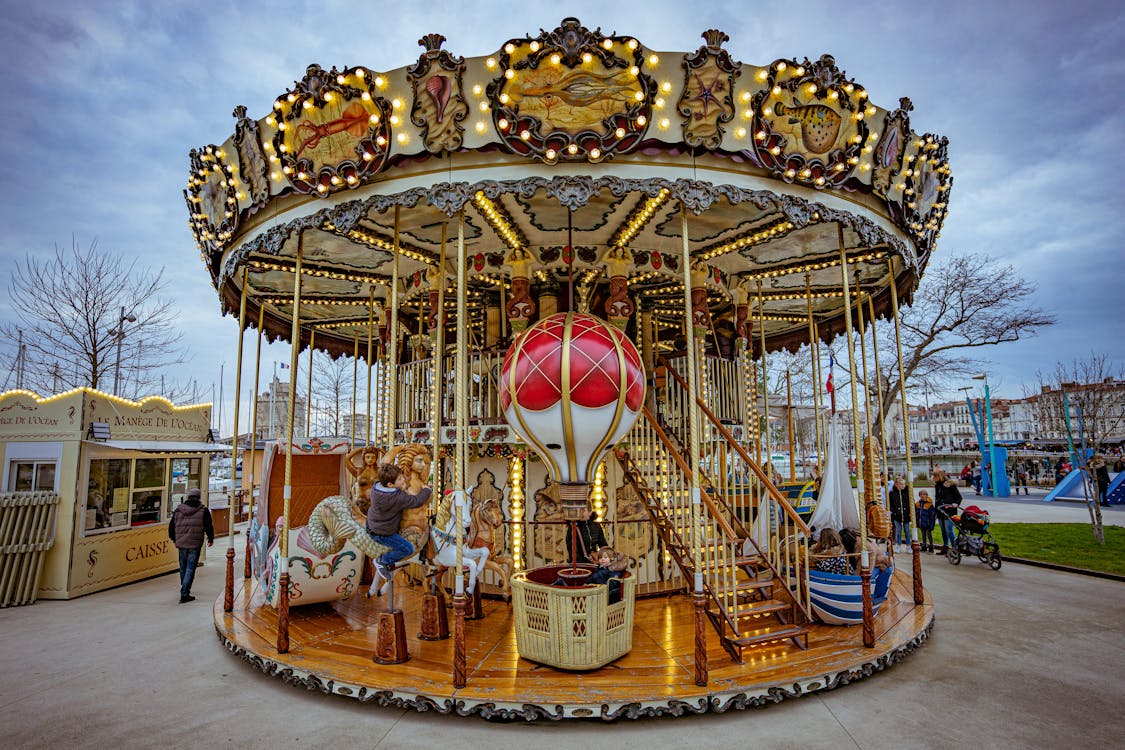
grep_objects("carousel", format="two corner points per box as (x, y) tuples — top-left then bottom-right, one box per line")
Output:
(189, 19), (947, 719)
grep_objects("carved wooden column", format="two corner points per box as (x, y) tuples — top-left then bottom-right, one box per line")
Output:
(503, 247), (536, 334)
(640, 299), (656, 375)
(538, 276), (559, 319)
(485, 295), (501, 347)
(604, 247), (634, 330)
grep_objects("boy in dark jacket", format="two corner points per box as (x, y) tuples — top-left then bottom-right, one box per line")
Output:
(168, 488), (214, 603)
(366, 463), (431, 582)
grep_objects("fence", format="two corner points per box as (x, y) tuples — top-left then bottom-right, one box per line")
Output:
(0, 492), (60, 607)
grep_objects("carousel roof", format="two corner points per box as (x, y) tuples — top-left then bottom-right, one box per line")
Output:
(185, 18), (951, 357)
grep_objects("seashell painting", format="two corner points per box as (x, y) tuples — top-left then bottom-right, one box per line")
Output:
(426, 74), (451, 123)
(775, 99), (842, 154)
(878, 125), (901, 169)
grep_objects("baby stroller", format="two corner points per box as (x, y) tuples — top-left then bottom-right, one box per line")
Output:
(947, 505), (1002, 570)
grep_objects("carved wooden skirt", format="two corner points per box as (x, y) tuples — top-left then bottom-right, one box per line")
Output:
(511, 565), (636, 670)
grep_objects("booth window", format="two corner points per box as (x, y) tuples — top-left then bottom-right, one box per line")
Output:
(167, 457), (203, 516)
(87, 459), (131, 532)
(7, 461), (57, 492)
(130, 458), (167, 526)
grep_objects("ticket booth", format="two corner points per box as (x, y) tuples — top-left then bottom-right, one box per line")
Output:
(0, 387), (222, 599)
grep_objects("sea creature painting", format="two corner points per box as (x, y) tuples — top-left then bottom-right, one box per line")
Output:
(505, 68), (643, 134)
(775, 99), (842, 154)
(425, 74), (451, 123)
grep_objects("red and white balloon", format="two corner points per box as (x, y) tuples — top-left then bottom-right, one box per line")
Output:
(500, 312), (645, 491)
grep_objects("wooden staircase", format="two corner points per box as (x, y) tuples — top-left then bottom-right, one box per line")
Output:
(620, 407), (810, 663)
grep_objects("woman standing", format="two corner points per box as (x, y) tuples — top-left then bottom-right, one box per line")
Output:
(932, 469), (962, 555)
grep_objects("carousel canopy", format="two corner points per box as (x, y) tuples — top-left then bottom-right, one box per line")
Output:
(184, 18), (951, 358)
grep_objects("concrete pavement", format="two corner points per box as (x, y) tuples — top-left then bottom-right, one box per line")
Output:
(1, 520), (1123, 748)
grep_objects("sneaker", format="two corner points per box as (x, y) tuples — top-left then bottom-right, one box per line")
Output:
(179, 595), (195, 603)
(374, 560), (390, 582)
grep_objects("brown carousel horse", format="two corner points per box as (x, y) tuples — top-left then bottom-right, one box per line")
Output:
(469, 493), (513, 601)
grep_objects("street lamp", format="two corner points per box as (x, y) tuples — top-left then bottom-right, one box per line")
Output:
(109, 306), (137, 396)
(972, 373), (1000, 497)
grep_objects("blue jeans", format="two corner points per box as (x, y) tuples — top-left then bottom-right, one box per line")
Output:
(893, 520), (911, 545)
(939, 518), (956, 549)
(178, 546), (201, 598)
(368, 532), (414, 567)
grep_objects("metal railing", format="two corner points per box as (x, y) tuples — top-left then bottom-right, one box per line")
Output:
(395, 350), (506, 427)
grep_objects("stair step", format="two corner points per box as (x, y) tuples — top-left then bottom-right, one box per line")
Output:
(735, 599), (789, 618)
(727, 623), (810, 649)
(711, 578), (773, 595)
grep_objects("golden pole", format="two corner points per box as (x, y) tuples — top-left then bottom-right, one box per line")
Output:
(680, 204), (707, 688)
(837, 223), (873, 648)
(387, 205), (400, 445)
(806, 274), (823, 477)
(351, 334), (358, 447)
(868, 294), (889, 492)
(756, 280), (771, 477)
(305, 329), (314, 436)
(888, 259), (924, 604)
(452, 209), (468, 688)
(431, 221), (447, 497)
(855, 281), (873, 449)
(366, 288), (374, 445)
(786, 370), (796, 482)
(244, 302), (265, 579)
(225, 267), (249, 612)
(278, 232), (304, 654)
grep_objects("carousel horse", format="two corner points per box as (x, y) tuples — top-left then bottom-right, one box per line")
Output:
(469, 495), (513, 601)
(261, 484), (392, 608)
(428, 489), (490, 595)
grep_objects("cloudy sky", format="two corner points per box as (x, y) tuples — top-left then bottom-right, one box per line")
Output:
(1, 0), (1122, 430)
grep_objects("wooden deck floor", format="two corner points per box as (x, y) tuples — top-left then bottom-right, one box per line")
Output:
(215, 571), (933, 720)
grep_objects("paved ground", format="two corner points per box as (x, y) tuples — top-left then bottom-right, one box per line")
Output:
(2, 504), (1123, 749)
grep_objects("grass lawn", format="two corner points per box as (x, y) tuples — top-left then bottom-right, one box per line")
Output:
(989, 523), (1125, 576)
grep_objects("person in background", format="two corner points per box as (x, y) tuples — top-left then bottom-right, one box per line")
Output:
(1013, 459), (1030, 495)
(566, 508), (608, 564)
(915, 490), (936, 552)
(933, 469), (962, 555)
(888, 477), (912, 552)
(971, 461), (982, 495)
(1091, 455), (1111, 507)
(168, 488), (214, 603)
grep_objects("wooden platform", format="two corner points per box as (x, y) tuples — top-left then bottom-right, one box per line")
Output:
(215, 571), (933, 720)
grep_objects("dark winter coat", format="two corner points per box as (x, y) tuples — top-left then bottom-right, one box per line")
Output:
(935, 480), (962, 520)
(888, 485), (912, 523)
(915, 499), (936, 530)
(566, 518), (608, 564)
(366, 483), (432, 536)
(168, 498), (214, 549)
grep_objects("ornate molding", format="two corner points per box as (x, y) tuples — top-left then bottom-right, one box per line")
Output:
(678, 30), (740, 150)
(407, 34), (469, 154)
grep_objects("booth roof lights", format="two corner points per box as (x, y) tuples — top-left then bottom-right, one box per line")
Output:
(736, 249), (889, 283)
(335, 225), (436, 266)
(0, 386), (210, 411)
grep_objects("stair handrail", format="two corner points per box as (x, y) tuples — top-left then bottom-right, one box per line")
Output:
(639, 406), (740, 542)
(660, 363), (812, 537)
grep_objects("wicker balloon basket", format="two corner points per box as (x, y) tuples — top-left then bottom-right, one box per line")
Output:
(511, 565), (636, 670)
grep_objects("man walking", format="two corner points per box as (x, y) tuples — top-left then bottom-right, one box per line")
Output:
(168, 488), (214, 603)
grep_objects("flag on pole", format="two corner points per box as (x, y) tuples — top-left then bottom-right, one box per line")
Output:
(279, 362), (290, 369)
(825, 352), (836, 412)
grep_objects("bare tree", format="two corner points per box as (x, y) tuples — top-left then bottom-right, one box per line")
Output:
(308, 354), (356, 436)
(1025, 353), (1125, 544)
(1, 239), (185, 398)
(874, 252), (1055, 439)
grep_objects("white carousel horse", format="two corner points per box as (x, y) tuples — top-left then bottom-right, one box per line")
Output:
(428, 490), (490, 595)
